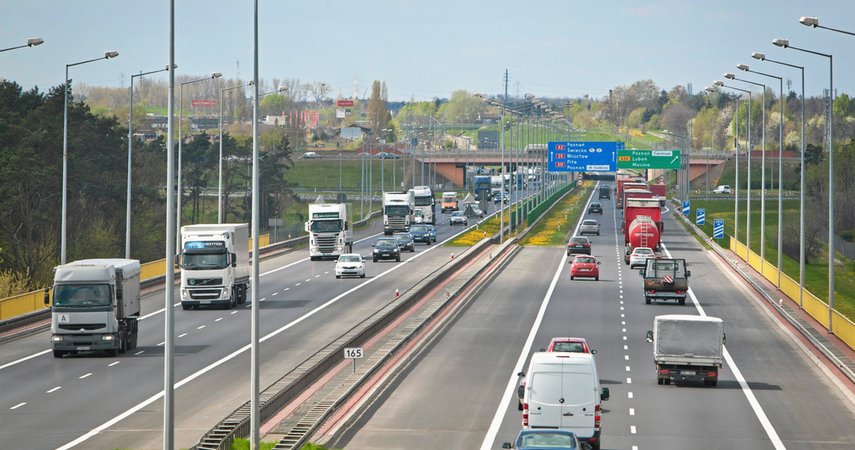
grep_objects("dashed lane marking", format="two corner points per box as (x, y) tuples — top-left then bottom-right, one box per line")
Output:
(79, 373), (92, 379)
(178, 333), (187, 338)
(108, 361), (120, 367)
(47, 387), (61, 394)
(10, 402), (26, 410)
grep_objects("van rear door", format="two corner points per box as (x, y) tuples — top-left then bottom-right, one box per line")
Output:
(558, 371), (596, 433)
(528, 370), (563, 427)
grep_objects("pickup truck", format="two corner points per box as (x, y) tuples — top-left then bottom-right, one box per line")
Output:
(640, 258), (691, 305)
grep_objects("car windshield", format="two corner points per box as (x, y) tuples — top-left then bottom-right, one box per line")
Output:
(575, 257), (595, 264)
(410, 225), (427, 232)
(519, 432), (577, 448)
(583, 220), (597, 225)
(571, 238), (587, 244)
(182, 252), (229, 270)
(552, 342), (586, 353)
(634, 248), (653, 255)
(590, 203), (601, 207)
(376, 240), (396, 248)
(452, 212), (464, 217)
(53, 284), (112, 307)
(394, 234), (411, 241)
(338, 255), (361, 263)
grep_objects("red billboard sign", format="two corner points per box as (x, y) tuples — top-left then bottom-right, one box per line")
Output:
(336, 99), (354, 107)
(192, 99), (216, 107)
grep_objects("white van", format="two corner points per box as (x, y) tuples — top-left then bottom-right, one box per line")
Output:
(519, 352), (609, 450)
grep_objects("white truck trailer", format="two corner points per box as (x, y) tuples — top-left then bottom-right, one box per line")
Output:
(383, 191), (414, 235)
(180, 223), (250, 310)
(305, 202), (354, 260)
(45, 258), (140, 357)
(408, 185), (436, 224)
(646, 314), (725, 386)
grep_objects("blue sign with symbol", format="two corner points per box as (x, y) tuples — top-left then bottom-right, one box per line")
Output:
(713, 219), (725, 239)
(696, 208), (706, 226)
(682, 200), (690, 216)
(547, 141), (617, 172)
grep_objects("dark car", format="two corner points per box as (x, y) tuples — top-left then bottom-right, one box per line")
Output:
(598, 185), (611, 199)
(409, 225), (435, 244)
(393, 232), (416, 252)
(566, 236), (592, 255)
(372, 238), (401, 262)
(587, 202), (603, 214)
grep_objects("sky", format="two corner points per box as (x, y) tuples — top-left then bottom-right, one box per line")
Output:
(2, 0), (854, 102)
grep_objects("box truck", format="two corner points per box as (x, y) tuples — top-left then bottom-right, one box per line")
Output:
(646, 314), (725, 386)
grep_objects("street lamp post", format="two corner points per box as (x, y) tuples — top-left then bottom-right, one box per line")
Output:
(62, 50), (120, 265)
(725, 72), (766, 262)
(773, 36), (835, 331)
(753, 51), (806, 307)
(218, 81), (253, 224)
(715, 80), (753, 256)
(738, 63), (784, 287)
(127, 65), (172, 258)
(177, 72), (222, 251)
(0, 37), (44, 53)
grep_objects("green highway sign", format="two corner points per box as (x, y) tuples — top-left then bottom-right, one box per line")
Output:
(617, 149), (681, 169)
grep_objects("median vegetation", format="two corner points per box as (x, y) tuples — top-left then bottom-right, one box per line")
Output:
(520, 183), (593, 247)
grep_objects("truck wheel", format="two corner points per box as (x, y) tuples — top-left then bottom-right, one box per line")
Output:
(570, 276), (574, 280)
(106, 348), (118, 357)
(645, 296), (651, 305)
(664, 378), (671, 385)
(396, 256), (401, 262)
(182, 303), (190, 310)
(347, 244), (353, 253)
(679, 299), (686, 305)
(118, 334), (127, 354)
(595, 276), (599, 281)
(336, 275), (341, 279)
(657, 377), (664, 385)
(53, 350), (65, 358)
(426, 241), (431, 245)
(130, 329), (138, 350)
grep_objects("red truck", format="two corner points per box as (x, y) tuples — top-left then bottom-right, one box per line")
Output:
(622, 187), (653, 210)
(616, 180), (647, 209)
(624, 197), (663, 255)
(647, 183), (667, 206)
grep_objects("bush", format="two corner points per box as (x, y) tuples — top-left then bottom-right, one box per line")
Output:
(0, 268), (30, 298)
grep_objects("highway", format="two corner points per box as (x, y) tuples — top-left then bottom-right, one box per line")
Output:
(332, 188), (855, 450)
(0, 206), (487, 450)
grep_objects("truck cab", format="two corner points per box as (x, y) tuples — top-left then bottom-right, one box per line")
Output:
(640, 258), (690, 305)
(440, 191), (459, 213)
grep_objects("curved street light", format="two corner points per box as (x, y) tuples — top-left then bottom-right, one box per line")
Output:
(0, 37), (44, 53)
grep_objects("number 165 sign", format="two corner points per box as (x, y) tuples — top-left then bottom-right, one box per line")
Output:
(344, 347), (364, 359)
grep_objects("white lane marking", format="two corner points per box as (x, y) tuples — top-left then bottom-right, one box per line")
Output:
(627, 377), (632, 384)
(295, 283), (302, 286)
(625, 355), (629, 361)
(622, 328), (626, 333)
(79, 373), (92, 379)
(0, 350), (52, 371)
(59, 229), (450, 450)
(633, 446), (639, 450)
(630, 425), (637, 434)
(272, 292), (278, 296)
(10, 402), (26, 410)
(47, 386), (62, 394)
(481, 184), (597, 450)
(628, 392), (634, 399)
(629, 408), (635, 416)
(304, 278), (311, 282)
(283, 288), (290, 291)
(157, 342), (165, 346)
(324, 271), (329, 274)
(108, 361), (120, 367)
(626, 366), (631, 372)
(197, 325), (205, 330)
(624, 345), (628, 350)
(621, 313), (625, 318)
(215, 318), (223, 322)
(230, 311), (238, 315)
(622, 321), (626, 325)
(660, 242), (785, 449)
(623, 336), (627, 341)
(314, 274), (320, 278)
(134, 351), (144, 356)
(178, 333), (187, 338)
(620, 306), (624, 311)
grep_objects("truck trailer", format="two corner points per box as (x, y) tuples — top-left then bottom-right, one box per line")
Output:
(305, 203), (354, 259)
(646, 314), (725, 386)
(180, 223), (250, 309)
(46, 258), (140, 357)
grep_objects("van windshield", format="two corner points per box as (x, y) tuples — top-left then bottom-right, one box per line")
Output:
(53, 284), (112, 307)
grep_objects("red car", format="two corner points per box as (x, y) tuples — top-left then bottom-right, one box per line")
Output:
(569, 255), (600, 280)
(546, 337), (595, 354)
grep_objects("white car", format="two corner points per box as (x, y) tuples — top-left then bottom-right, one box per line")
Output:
(449, 211), (468, 226)
(335, 253), (365, 278)
(713, 185), (733, 194)
(629, 247), (655, 268)
(579, 219), (600, 236)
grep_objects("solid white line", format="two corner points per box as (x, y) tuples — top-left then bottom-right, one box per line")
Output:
(10, 402), (26, 410)
(58, 229), (447, 450)
(79, 373), (92, 379)
(0, 350), (52, 371)
(47, 386), (62, 394)
(480, 184), (597, 450)
(108, 361), (120, 367)
(661, 242), (785, 449)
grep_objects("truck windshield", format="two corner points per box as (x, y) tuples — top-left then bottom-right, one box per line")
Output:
(414, 196), (433, 206)
(442, 195), (456, 202)
(310, 219), (343, 233)
(53, 284), (112, 307)
(182, 252), (229, 270)
(385, 205), (410, 216)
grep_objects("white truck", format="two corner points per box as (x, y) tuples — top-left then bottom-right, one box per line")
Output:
(646, 314), (726, 386)
(180, 223), (250, 310)
(305, 202), (354, 260)
(45, 258), (140, 357)
(383, 191), (414, 235)
(490, 175), (504, 198)
(408, 185), (436, 224)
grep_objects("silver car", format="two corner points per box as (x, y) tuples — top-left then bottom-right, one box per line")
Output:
(579, 219), (600, 236)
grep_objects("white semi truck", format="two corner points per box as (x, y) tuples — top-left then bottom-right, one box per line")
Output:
(383, 191), (414, 235)
(45, 258), (140, 357)
(408, 185), (436, 224)
(305, 202), (354, 260)
(180, 223), (250, 310)
(646, 314), (725, 386)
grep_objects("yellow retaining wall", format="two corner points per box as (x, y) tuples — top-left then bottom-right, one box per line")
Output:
(0, 234), (271, 320)
(729, 236), (855, 351)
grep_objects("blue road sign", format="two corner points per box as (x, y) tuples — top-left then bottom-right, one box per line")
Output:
(682, 200), (690, 216)
(696, 208), (706, 226)
(713, 219), (725, 239)
(548, 141), (618, 172)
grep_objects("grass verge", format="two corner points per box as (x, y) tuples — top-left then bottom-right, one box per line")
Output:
(519, 183), (593, 247)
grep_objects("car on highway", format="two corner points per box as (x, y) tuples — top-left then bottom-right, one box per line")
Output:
(376, 151), (399, 159)
(334, 253), (365, 278)
(493, 191), (510, 204)
(371, 238), (401, 262)
(393, 232), (415, 252)
(587, 201), (603, 214)
(713, 184), (734, 194)
(408, 224), (435, 244)
(502, 429), (581, 450)
(579, 219), (600, 236)
(449, 211), (468, 226)
(546, 337), (595, 354)
(566, 236), (591, 255)
(629, 246), (655, 268)
(299, 151), (321, 159)
(569, 255), (600, 280)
